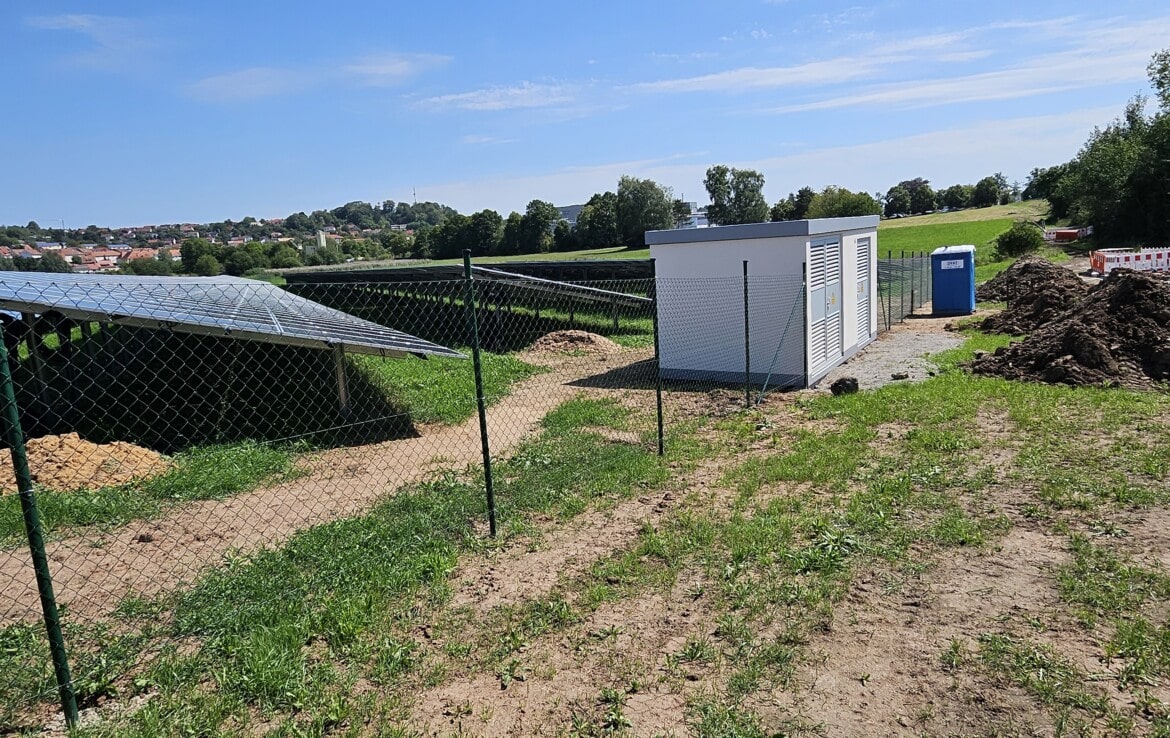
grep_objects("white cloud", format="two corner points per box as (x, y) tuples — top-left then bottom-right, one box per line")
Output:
(461, 134), (517, 145)
(416, 108), (1115, 214)
(186, 67), (307, 102)
(25, 14), (160, 71)
(418, 82), (575, 111)
(765, 24), (1169, 114)
(341, 53), (451, 86)
(186, 51), (449, 103)
(627, 57), (881, 93)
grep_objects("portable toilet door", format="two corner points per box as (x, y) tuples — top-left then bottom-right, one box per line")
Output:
(855, 236), (872, 344)
(808, 237), (844, 377)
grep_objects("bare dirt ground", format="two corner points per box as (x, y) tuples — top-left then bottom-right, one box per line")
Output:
(400, 320), (1170, 738)
(0, 347), (652, 625)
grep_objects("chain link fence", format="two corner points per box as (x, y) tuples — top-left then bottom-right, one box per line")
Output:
(878, 251), (934, 328)
(0, 252), (909, 731)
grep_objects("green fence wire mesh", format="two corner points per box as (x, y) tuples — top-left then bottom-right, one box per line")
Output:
(0, 253), (918, 732)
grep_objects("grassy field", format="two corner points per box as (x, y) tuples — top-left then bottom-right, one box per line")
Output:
(6, 321), (1170, 736)
(878, 200), (1049, 229)
(878, 219), (1015, 259)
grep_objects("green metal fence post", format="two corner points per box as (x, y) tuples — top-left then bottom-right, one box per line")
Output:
(0, 322), (78, 727)
(650, 259), (664, 457)
(742, 260), (750, 408)
(462, 251), (497, 537)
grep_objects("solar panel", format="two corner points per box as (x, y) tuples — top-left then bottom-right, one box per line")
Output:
(0, 272), (465, 359)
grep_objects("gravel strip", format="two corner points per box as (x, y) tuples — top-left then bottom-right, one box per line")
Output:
(819, 316), (965, 391)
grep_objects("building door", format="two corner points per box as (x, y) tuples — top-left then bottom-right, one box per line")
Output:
(808, 239), (844, 375)
(856, 237), (872, 342)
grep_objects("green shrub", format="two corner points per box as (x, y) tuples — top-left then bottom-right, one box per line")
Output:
(994, 221), (1045, 258)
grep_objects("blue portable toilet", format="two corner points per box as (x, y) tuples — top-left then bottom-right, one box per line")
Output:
(931, 244), (976, 316)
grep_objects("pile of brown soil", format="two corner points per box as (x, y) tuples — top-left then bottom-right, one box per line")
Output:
(976, 256), (1088, 303)
(0, 433), (171, 495)
(978, 256), (1091, 335)
(529, 330), (622, 355)
(971, 270), (1170, 388)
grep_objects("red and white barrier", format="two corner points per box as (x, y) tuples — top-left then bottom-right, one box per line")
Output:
(1090, 247), (1170, 274)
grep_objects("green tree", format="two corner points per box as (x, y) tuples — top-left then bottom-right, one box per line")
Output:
(223, 249), (260, 276)
(703, 165), (733, 225)
(1150, 48), (1170, 112)
(995, 221), (1045, 258)
(36, 251), (73, 273)
(971, 176), (1001, 207)
(499, 212), (524, 255)
(704, 166), (768, 225)
(805, 186), (881, 218)
(467, 209), (503, 257)
(909, 184), (936, 214)
(791, 187), (816, 220)
(552, 220), (578, 252)
(519, 200), (559, 253)
(616, 176), (673, 247)
(180, 238), (218, 273)
(884, 186), (911, 217)
(940, 184), (973, 210)
(770, 197), (795, 222)
(123, 255), (175, 275)
(671, 199), (692, 228)
(193, 254), (222, 276)
(269, 246), (302, 269)
(574, 192), (620, 248)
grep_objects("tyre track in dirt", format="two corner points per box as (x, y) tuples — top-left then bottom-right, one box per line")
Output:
(0, 349), (650, 625)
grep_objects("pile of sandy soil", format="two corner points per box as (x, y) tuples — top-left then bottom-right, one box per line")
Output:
(978, 258), (1090, 335)
(971, 270), (1170, 388)
(528, 330), (622, 355)
(0, 433), (171, 495)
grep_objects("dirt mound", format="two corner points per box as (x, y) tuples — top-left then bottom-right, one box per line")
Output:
(981, 284), (1089, 335)
(976, 256), (1088, 303)
(971, 270), (1170, 388)
(529, 330), (622, 355)
(1, 433), (171, 495)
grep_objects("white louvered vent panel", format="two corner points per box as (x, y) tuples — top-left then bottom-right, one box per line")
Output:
(809, 251), (827, 291)
(825, 242), (842, 285)
(810, 319), (828, 368)
(827, 312), (843, 360)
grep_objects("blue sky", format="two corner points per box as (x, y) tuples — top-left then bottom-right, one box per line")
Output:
(2, 0), (1168, 227)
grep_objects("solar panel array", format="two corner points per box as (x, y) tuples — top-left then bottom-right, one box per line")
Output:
(0, 272), (465, 359)
(281, 258), (653, 285)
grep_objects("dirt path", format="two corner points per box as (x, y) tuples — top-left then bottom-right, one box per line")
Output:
(0, 349), (651, 625)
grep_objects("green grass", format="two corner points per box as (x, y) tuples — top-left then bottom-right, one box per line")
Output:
(879, 200), (1048, 229)
(0, 442), (302, 546)
(878, 218), (1016, 259)
(350, 350), (541, 425)
(10, 325), (1170, 735)
(1, 395), (685, 735)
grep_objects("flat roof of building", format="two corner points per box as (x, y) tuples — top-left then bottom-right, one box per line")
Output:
(645, 216), (879, 246)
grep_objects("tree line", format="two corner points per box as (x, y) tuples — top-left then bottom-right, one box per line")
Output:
(1021, 48), (1170, 245)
